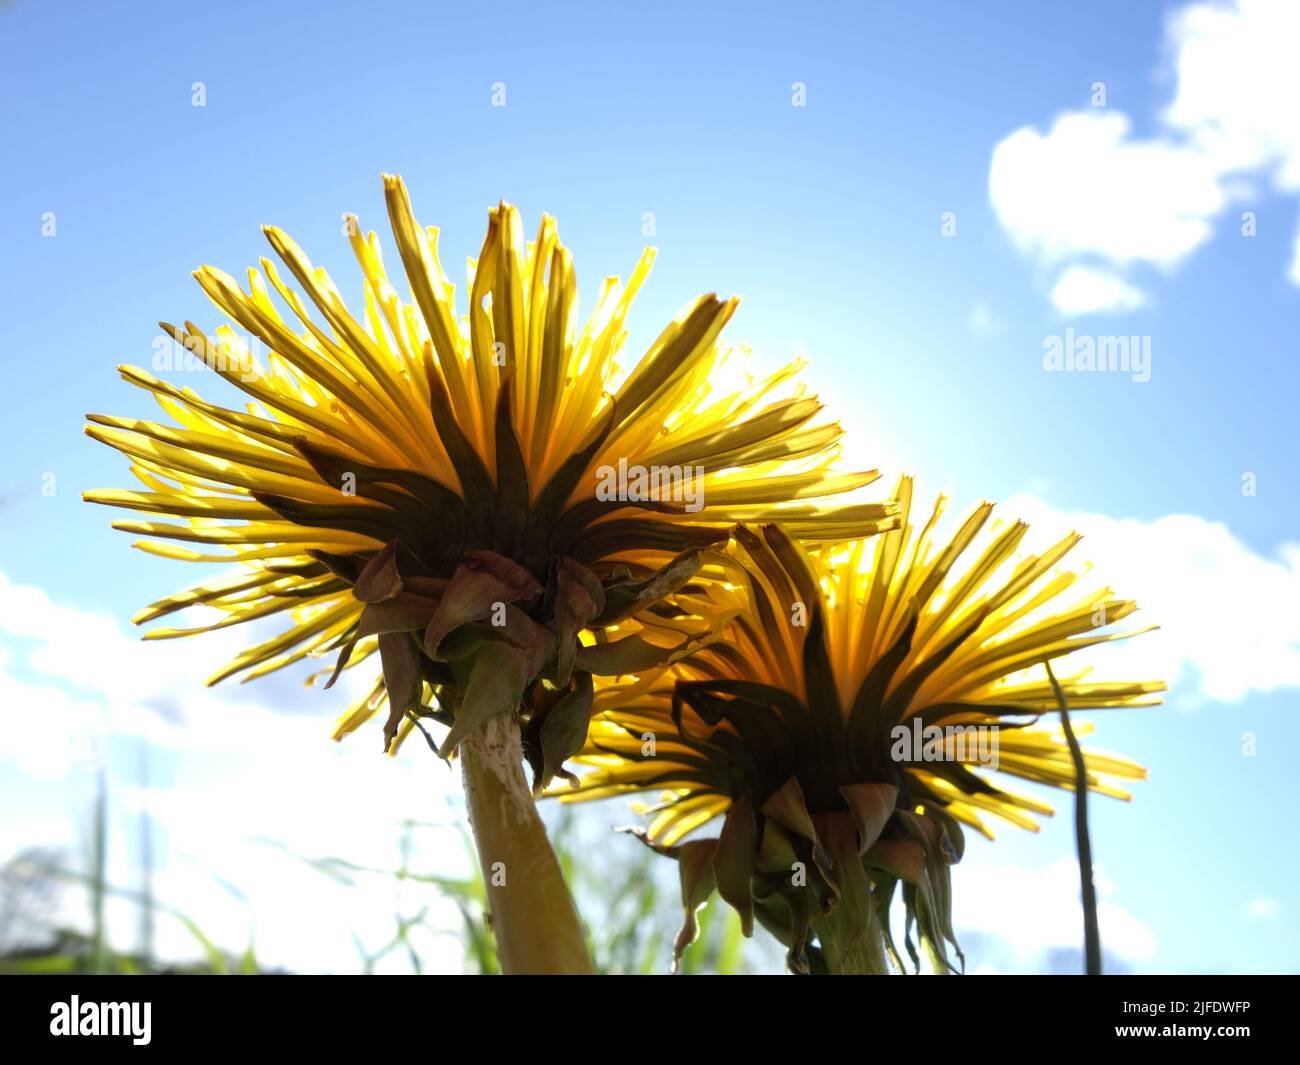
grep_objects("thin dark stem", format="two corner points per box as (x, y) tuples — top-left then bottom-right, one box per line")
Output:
(91, 763), (108, 976)
(139, 742), (155, 964)
(1046, 661), (1102, 976)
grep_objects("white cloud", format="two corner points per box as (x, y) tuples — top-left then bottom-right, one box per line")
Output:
(0, 568), (380, 760)
(990, 0), (1300, 311)
(1050, 265), (1147, 315)
(1002, 494), (1300, 702)
(955, 858), (1156, 962)
(0, 644), (102, 779)
(991, 111), (1223, 271)
(1164, 0), (1300, 184)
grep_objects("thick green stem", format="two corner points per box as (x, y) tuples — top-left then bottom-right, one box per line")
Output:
(811, 815), (890, 974)
(459, 714), (593, 974)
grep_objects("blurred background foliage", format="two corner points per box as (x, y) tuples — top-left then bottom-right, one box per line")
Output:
(0, 765), (782, 975)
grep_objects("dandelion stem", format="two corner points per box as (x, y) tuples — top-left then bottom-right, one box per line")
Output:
(459, 714), (593, 974)
(1046, 660), (1102, 976)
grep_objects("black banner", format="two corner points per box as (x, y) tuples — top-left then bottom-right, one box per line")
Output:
(0, 974), (1292, 1051)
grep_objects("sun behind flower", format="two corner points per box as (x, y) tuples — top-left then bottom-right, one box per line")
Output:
(83, 175), (895, 771)
(560, 476), (1165, 973)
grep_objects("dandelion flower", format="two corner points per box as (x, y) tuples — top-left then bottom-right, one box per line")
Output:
(562, 476), (1165, 974)
(84, 175), (893, 755)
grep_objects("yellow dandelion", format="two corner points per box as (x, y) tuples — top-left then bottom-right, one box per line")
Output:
(84, 174), (893, 757)
(562, 475), (1165, 974)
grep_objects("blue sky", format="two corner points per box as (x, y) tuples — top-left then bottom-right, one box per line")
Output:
(1, 0), (1297, 972)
